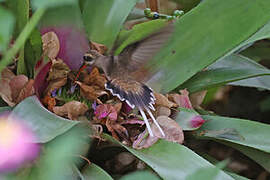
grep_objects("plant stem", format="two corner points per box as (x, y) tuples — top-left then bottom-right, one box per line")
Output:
(0, 8), (46, 75)
(145, 0), (160, 12)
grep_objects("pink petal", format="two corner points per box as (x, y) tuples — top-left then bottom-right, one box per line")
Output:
(191, 115), (205, 128)
(178, 89), (193, 109)
(0, 116), (40, 173)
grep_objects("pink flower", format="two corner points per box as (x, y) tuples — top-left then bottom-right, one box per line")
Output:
(0, 115), (40, 173)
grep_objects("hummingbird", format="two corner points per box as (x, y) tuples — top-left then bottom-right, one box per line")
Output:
(79, 22), (174, 137)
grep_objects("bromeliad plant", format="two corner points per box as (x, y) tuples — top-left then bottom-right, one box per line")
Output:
(1, 0), (270, 179)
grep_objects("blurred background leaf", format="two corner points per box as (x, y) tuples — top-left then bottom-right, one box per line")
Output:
(0, 5), (14, 53)
(31, 0), (76, 10)
(8, 96), (79, 143)
(119, 171), (160, 180)
(0, 7), (45, 74)
(179, 54), (270, 92)
(146, 0), (270, 93)
(27, 125), (90, 180)
(82, 0), (138, 49)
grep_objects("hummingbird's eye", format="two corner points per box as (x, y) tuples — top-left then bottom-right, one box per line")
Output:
(83, 54), (93, 62)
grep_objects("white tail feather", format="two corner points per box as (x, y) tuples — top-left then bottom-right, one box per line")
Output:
(139, 107), (154, 137)
(146, 107), (165, 137)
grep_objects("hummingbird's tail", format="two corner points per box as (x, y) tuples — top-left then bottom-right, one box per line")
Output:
(105, 79), (165, 137)
(139, 107), (165, 137)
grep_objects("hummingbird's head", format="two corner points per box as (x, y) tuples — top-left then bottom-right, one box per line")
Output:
(83, 50), (102, 66)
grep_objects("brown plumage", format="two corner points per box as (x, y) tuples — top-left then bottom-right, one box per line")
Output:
(82, 21), (174, 136)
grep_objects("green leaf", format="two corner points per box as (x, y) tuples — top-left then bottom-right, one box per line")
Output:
(185, 166), (220, 180)
(82, 0), (138, 49)
(24, 28), (42, 78)
(31, 0), (76, 10)
(196, 115), (270, 153)
(149, 0), (270, 93)
(175, 107), (202, 131)
(28, 125), (89, 180)
(8, 96), (79, 143)
(0, 106), (11, 113)
(114, 19), (168, 55)
(222, 141), (270, 172)
(81, 163), (113, 180)
(0, 7), (45, 74)
(39, 4), (84, 28)
(0, 6), (14, 53)
(104, 134), (233, 180)
(119, 171), (160, 180)
(179, 54), (270, 92)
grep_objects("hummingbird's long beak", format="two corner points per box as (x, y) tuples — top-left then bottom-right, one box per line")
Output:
(75, 62), (88, 82)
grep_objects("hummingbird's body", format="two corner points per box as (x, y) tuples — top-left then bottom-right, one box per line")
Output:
(82, 22), (174, 137)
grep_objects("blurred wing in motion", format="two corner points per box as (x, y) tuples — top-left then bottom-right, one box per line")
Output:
(117, 21), (174, 82)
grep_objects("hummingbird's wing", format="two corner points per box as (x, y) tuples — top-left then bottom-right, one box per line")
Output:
(118, 21), (174, 82)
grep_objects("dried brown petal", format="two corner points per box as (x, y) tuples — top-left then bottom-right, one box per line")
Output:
(113, 102), (122, 114)
(95, 104), (118, 121)
(132, 130), (159, 149)
(53, 101), (88, 120)
(15, 79), (35, 103)
(156, 106), (171, 117)
(95, 75), (107, 88)
(106, 119), (129, 141)
(154, 92), (176, 108)
(189, 90), (207, 108)
(1, 68), (15, 80)
(90, 41), (107, 55)
(152, 116), (184, 144)
(168, 89), (193, 109)
(0, 78), (14, 106)
(42, 95), (56, 111)
(9, 75), (28, 100)
(42, 31), (60, 60)
(47, 59), (70, 81)
(76, 81), (108, 101)
(83, 67), (107, 88)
